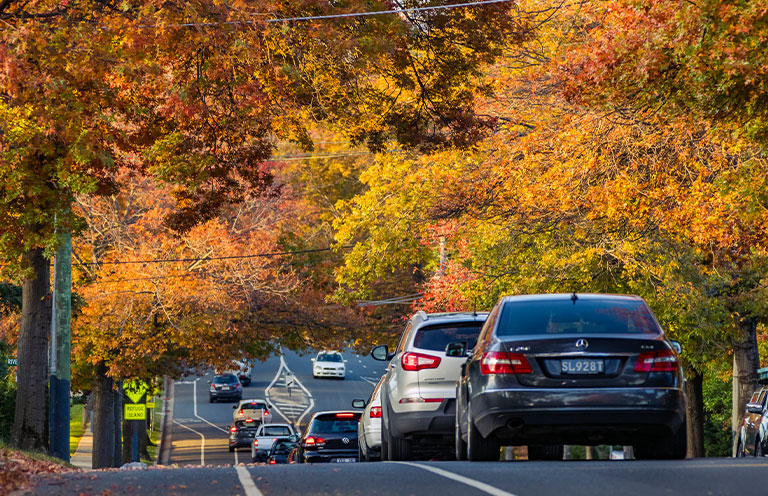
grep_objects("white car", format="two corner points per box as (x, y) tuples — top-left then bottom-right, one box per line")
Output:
(233, 399), (272, 424)
(353, 376), (384, 461)
(311, 351), (346, 379)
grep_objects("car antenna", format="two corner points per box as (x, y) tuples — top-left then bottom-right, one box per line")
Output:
(571, 292), (578, 304)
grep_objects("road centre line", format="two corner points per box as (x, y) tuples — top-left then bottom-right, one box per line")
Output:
(235, 465), (264, 496)
(193, 379), (229, 433)
(391, 462), (518, 496)
(172, 420), (205, 466)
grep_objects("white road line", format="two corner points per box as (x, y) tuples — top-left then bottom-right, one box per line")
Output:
(360, 376), (379, 386)
(265, 357), (292, 424)
(391, 462), (518, 496)
(235, 465), (263, 496)
(173, 420), (205, 466)
(193, 380), (229, 433)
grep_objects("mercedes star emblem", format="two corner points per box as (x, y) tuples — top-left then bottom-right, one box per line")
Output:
(342, 437), (350, 444)
(575, 339), (589, 349)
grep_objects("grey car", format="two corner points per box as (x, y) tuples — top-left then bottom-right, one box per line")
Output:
(455, 293), (686, 461)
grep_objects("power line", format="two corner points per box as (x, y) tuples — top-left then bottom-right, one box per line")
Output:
(73, 246), (351, 267)
(139, 0), (514, 28)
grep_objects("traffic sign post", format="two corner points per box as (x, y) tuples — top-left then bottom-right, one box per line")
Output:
(286, 372), (294, 397)
(123, 380), (150, 463)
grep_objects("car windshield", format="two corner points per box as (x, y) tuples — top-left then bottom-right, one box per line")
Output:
(317, 353), (342, 362)
(213, 374), (238, 384)
(412, 323), (483, 352)
(309, 416), (359, 434)
(262, 426), (291, 436)
(497, 299), (661, 336)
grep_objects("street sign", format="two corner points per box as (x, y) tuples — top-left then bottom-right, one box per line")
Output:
(146, 401), (156, 409)
(123, 380), (149, 404)
(7, 358), (16, 366)
(124, 404), (146, 420)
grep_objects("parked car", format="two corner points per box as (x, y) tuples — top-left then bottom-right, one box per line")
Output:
(352, 376), (385, 461)
(312, 351), (347, 379)
(229, 419), (260, 452)
(233, 399), (272, 424)
(208, 373), (242, 403)
(266, 437), (300, 464)
(251, 423), (296, 462)
(455, 293), (686, 461)
(736, 385), (768, 457)
(371, 311), (488, 461)
(295, 411), (361, 463)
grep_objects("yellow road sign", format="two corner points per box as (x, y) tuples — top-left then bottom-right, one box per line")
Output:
(146, 401), (156, 409)
(123, 380), (149, 404)
(124, 403), (146, 420)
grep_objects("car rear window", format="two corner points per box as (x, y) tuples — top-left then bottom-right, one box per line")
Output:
(496, 299), (661, 336)
(242, 402), (266, 409)
(412, 323), (483, 352)
(318, 353), (342, 362)
(262, 426), (292, 436)
(309, 414), (360, 434)
(213, 374), (238, 384)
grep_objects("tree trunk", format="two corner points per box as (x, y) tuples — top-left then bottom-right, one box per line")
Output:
(122, 417), (133, 463)
(731, 317), (760, 456)
(92, 363), (115, 469)
(11, 247), (51, 451)
(685, 369), (705, 458)
(113, 383), (122, 467)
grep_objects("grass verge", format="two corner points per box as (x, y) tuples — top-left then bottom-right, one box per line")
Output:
(69, 403), (85, 456)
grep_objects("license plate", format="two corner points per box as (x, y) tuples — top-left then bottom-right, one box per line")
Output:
(561, 359), (604, 374)
(221, 386), (231, 390)
(330, 458), (357, 463)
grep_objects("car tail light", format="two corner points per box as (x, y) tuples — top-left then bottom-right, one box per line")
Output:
(230, 426), (238, 433)
(237, 409), (243, 416)
(336, 413), (355, 418)
(369, 406), (382, 418)
(263, 409), (270, 417)
(480, 352), (532, 374)
(235, 383), (242, 390)
(399, 397), (444, 404)
(401, 352), (441, 371)
(304, 436), (325, 446)
(269, 459), (276, 464)
(635, 350), (679, 372)
(210, 384), (216, 392)
(253, 439), (258, 446)
(245, 418), (254, 423)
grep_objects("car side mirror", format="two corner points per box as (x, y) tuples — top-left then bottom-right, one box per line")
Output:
(207, 380), (212, 384)
(344, 360), (348, 363)
(352, 399), (367, 409)
(670, 340), (682, 354)
(288, 434), (300, 443)
(232, 405), (238, 409)
(747, 402), (763, 414)
(310, 358), (315, 362)
(371, 345), (391, 361)
(445, 341), (468, 358)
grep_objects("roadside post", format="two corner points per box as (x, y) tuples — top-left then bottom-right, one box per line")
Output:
(123, 380), (149, 463)
(286, 372), (294, 397)
(49, 229), (72, 462)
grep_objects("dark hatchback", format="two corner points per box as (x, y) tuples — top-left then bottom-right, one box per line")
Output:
(455, 294), (686, 461)
(267, 439), (300, 464)
(296, 411), (361, 463)
(209, 373), (242, 403)
(229, 419), (259, 452)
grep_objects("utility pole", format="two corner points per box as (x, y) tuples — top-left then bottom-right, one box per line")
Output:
(49, 230), (72, 461)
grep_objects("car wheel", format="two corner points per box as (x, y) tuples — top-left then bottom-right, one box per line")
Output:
(229, 445), (235, 453)
(209, 397), (214, 403)
(466, 402), (499, 461)
(755, 437), (764, 457)
(635, 423), (686, 460)
(528, 445), (564, 460)
(384, 403), (411, 461)
(455, 413), (467, 461)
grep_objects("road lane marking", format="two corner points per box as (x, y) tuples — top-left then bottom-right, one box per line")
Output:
(392, 462), (518, 496)
(360, 376), (379, 386)
(235, 465), (263, 496)
(173, 420), (205, 466)
(266, 354), (315, 427)
(192, 378), (239, 464)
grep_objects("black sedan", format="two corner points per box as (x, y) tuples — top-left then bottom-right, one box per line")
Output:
(736, 385), (768, 457)
(295, 411), (361, 463)
(455, 293), (686, 461)
(209, 373), (242, 403)
(229, 419), (259, 452)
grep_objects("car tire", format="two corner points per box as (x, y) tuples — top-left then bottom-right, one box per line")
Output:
(755, 436), (764, 457)
(229, 446), (235, 453)
(466, 402), (500, 461)
(635, 423), (687, 460)
(736, 438), (744, 457)
(209, 397), (214, 403)
(528, 445), (564, 460)
(383, 402), (411, 461)
(455, 414), (467, 461)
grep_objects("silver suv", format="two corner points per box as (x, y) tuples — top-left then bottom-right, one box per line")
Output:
(371, 311), (488, 460)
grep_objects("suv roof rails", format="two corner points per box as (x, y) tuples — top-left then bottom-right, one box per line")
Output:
(416, 310), (429, 321)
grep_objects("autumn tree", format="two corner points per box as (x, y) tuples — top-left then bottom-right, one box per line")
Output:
(1, 0), (537, 452)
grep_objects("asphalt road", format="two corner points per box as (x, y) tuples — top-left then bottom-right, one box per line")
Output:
(26, 349), (768, 495)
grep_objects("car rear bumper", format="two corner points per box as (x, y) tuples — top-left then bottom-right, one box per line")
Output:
(211, 391), (242, 400)
(389, 399), (456, 438)
(314, 369), (345, 377)
(471, 387), (685, 443)
(229, 436), (254, 448)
